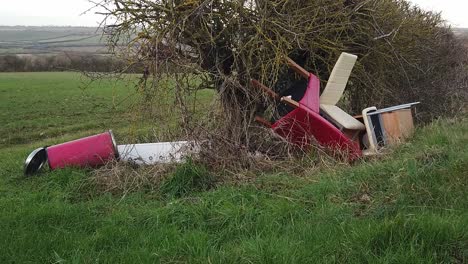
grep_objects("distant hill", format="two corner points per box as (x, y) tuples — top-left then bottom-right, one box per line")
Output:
(1, 26), (467, 56)
(453, 28), (468, 48)
(453, 28), (468, 37)
(0, 26), (108, 55)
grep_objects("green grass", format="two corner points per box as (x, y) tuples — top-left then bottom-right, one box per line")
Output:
(0, 72), (213, 147)
(0, 26), (105, 54)
(0, 27), (98, 42)
(0, 72), (136, 147)
(0, 73), (467, 263)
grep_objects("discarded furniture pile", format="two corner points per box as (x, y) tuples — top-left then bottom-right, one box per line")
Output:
(252, 52), (419, 160)
(24, 132), (195, 176)
(24, 52), (419, 175)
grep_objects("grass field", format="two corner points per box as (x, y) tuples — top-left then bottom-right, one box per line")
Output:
(0, 26), (106, 55)
(2, 26), (467, 56)
(0, 72), (467, 263)
(0, 72), (137, 147)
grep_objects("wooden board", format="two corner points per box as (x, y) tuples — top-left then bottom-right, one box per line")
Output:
(397, 109), (414, 138)
(381, 109), (414, 144)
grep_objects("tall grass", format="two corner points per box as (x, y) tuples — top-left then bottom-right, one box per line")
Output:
(1, 116), (466, 263)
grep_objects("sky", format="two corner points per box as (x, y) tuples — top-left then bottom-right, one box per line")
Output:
(409, 0), (468, 27)
(0, 0), (467, 28)
(0, 0), (105, 27)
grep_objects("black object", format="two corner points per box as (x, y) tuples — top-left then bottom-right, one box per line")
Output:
(370, 115), (386, 147)
(273, 78), (308, 122)
(24, 148), (48, 176)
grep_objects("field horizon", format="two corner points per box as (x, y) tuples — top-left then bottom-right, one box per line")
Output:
(1, 25), (468, 56)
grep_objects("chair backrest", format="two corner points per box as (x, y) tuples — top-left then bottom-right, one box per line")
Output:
(320, 52), (358, 106)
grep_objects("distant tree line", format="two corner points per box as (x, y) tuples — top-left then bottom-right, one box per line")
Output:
(0, 53), (131, 72)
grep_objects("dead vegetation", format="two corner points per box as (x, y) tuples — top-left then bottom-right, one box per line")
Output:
(90, 0), (468, 191)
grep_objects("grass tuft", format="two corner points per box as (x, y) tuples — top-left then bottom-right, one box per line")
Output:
(160, 159), (214, 198)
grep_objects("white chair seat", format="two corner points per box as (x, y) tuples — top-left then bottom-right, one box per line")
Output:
(320, 104), (365, 130)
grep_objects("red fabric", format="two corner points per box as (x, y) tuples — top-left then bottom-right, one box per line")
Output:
(299, 73), (320, 113)
(272, 106), (362, 160)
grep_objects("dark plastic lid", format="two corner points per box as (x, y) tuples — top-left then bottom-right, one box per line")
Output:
(24, 147), (48, 176)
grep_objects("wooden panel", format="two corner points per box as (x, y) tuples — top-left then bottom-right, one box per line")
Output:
(381, 112), (400, 144)
(397, 109), (414, 138)
(381, 109), (415, 144)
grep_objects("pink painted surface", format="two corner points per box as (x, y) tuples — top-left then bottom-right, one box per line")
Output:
(272, 105), (362, 160)
(270, 72), (361, 160)
(47, 131), (117, 169)
(298, 73), (320, 113)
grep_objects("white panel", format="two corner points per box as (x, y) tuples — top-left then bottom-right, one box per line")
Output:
(117, 141), (198, 165)
(320, 105), (365, 130)
(320, 52), (358, 105)
(362, 107), (379, 154)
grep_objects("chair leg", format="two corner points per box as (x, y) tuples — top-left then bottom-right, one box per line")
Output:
(255, 116), (273, 128)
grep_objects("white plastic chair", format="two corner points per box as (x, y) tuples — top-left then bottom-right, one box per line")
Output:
(319, 52), (365, 131)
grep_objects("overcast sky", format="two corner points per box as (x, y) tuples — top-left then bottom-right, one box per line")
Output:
(0, 0), (467, 28)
